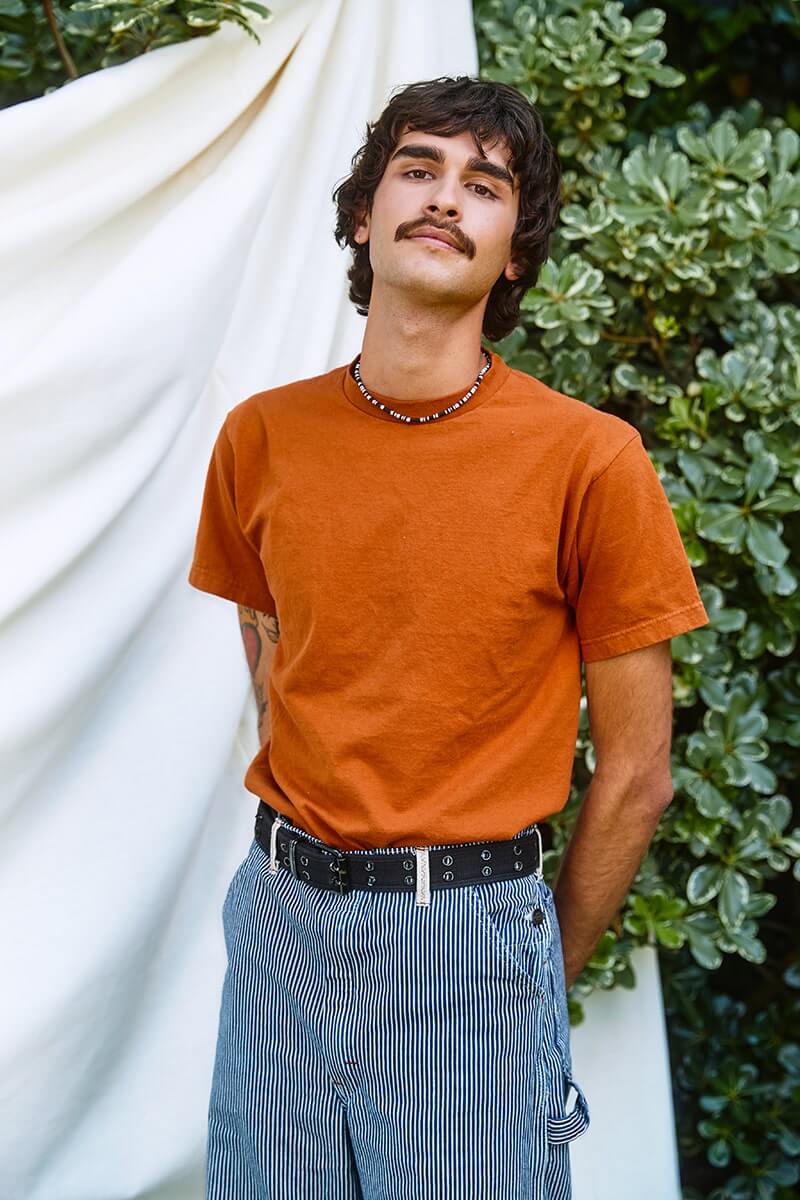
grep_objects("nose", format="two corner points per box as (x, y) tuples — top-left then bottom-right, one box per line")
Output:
(424, 172), (462, 221)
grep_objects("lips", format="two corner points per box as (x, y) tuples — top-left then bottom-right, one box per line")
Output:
(406, 226), (464, 252)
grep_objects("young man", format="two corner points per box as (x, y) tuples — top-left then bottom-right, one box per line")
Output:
(189, 76), (709, 1200)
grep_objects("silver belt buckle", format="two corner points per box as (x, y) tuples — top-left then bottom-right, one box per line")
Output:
(415, 847), (431, 907)
(269, 815), (284, 873)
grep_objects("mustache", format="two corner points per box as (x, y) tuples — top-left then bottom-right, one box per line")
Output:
(395, 219), (475, 259)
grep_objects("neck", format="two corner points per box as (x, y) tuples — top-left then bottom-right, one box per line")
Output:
(356, 286), (488, 401)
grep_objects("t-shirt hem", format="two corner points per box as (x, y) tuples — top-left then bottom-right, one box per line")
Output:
(188, 563), (277, 615)
(579, 600), (709, 663)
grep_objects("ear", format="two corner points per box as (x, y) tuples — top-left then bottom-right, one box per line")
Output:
(503, 258), (524, 283)
(353, 206), (370, 246)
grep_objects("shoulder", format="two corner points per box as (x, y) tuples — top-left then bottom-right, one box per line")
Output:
(224, 364), (343, 442)
(504, 365), (642, 479)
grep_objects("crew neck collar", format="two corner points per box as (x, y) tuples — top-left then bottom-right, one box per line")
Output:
(341, 349), (511, 424)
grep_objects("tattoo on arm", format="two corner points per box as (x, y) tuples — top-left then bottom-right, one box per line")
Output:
(237, 606), (280, 743)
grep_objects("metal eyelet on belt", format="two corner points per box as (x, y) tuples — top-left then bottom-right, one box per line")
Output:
(301, 856), (308, 866)
(365, 861), (375, 872)
(513, 844), (523, 856)
(481, 850), (492, 861)
(405, 875), (413, 884)
(403, 860), (413, 870)
(442, 870), (454, 881)
(514, 861), (523, 871)
(442, 855), (453, 866)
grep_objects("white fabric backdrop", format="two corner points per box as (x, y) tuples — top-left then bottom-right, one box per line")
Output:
(0, 1), (681, 1195)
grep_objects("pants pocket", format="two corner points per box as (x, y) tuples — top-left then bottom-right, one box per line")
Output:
(468, 874), (554, 995)
(221, 838), (258, 955)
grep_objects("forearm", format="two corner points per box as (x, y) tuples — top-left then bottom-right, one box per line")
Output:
(551, 770), (673, 989)
(237, 605), (280, 748)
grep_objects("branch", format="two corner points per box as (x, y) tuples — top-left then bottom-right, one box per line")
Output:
(42, 0), (79, 80)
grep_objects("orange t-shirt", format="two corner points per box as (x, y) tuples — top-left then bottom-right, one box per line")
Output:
(188, 350), (709, 849)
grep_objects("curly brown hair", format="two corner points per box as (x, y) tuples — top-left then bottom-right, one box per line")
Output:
(332, 75), (562, 343)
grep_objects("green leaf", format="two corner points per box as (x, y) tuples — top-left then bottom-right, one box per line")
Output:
(719, 870), (750, 930)
(687, 863), (724, 905)
(725, 927), (767, 963)
(774, 127), (800, 174)
(708, 1138), (731, 1168)
(186, 8), (221, 27)
(708, 120), (738, 163)
(753, 490), (800, 514)
(686, 925), (723, 970)
(613, 363), (644, 391)
(656, 924), (685, 949)
(745, 518), (789, 568)
(691, 779), (730, 819)
(631, 9), (665, 38)
(762, 239), (800, 274)
(744, 453), (779, 498)
(743, 892), (777, 918)
(696, 503), (742, 545)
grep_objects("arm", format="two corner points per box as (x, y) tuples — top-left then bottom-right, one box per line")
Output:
(237, 605), (280, 747)
(552, 639), (676, 989)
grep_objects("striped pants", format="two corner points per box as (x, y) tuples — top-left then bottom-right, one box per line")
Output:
(206, 811), (590, 1199)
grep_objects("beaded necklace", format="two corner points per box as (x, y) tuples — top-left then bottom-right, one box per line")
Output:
(351, 350), (492, 425)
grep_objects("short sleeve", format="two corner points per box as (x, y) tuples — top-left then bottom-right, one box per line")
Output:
(573, 432), (709, 662)
(187, 420), (277, 615)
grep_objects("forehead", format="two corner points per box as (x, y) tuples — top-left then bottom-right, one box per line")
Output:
(393, 125), (513, 169)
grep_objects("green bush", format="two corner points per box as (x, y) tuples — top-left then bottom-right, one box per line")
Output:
(0, 0), (270, 110)
(624, 0), (800, 130)
(474, 2), (800, 1196)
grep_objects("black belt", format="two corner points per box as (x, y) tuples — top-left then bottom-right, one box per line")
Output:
(254, 803), (544, 901)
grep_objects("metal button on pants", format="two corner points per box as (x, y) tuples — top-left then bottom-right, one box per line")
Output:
(205, 817), (590, 1200)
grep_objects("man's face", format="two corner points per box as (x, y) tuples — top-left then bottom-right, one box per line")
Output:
(353, 126), (522, 312)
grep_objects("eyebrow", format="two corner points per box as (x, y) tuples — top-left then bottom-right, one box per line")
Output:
(390, 143), (515, 191)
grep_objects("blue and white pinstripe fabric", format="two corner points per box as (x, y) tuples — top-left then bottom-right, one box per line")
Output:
(206, 811), (590, 1199)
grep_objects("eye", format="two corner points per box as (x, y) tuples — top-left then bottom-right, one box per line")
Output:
(470, 182), (498, 200)
(401, 169), (497, 199)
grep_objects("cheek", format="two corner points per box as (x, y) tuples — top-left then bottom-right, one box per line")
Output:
(363, 202), (401, 257)
(472, 231), (516, 281)
(482, 226), (520, 278)
(484, 215), (517, 255)
(464, 203), (513, 253)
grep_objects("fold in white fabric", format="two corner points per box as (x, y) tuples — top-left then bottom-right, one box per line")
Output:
(0, 1), (679, 1195)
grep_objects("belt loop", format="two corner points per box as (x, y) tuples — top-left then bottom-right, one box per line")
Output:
(533, 825), (543, 880)
(415, 847), (430, 907)
(269, 816), (284, 874)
